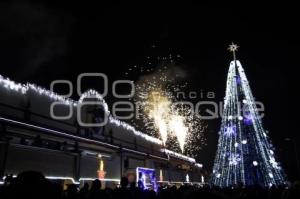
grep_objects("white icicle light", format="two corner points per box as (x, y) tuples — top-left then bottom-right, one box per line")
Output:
(195, 163), (203, 168)
(109, 116), (162, 145)
(0, 73), (165, 146)
(78, 89), (110, 113)
(162, 149), (196, 163)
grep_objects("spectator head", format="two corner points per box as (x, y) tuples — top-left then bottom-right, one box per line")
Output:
(66, 184), (78, 198)
(91, 179), (102, 190)
(120, 177), (128, 188)
(7, 171), (58, 199)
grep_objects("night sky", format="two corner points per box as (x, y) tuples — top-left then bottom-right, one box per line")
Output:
(0, 2), (299, 179)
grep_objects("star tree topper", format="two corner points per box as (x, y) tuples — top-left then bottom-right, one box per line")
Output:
(228, 42), (239, 61)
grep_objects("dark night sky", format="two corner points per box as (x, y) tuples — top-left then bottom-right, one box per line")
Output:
(0, 2), (299, 177)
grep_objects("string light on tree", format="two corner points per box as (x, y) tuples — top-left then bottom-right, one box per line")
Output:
(210, 43), (286, 187)
(253, 161), (258, 166)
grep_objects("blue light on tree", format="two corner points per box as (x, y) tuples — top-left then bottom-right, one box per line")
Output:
(223, 125), (236, 137)
(236, 76), (242, 85)
(243, 112), (253, 125)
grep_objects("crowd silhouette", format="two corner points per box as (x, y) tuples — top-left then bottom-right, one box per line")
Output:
(0, 171), (299, 199)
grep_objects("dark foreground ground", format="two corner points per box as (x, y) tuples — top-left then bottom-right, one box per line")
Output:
(0, 171), (299, 199)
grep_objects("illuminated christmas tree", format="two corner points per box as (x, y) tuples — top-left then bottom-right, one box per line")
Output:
(210, 43), (286, 187)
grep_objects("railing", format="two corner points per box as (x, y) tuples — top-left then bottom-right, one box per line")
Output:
(0, 102), (158, 155)
(0, 101), (200, 165)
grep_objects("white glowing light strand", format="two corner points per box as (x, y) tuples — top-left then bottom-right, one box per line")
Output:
(233, 61), (246, 185)
(213, 61), (240, 186)
(79, 177), (120, 182)
(2, 175), (120, 184)
(236, 60), (285, 185)
(211, 60), (286, 187)
(238, 60), (283, 184)
(0, 75), (75, 105)
(0, 74), (163, 146)
(195, 163), (203, 168)
(27, 83), (75, 105)
(212, 63), (236, 186)
(0, 75), (26, 94)
(109, 116), (162, 145)
(78, 89), (110, 113)
(162, 149), (196, 163)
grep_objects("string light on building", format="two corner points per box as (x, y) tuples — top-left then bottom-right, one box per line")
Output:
(186, 174), (190, 183)
(0, 73), (164, 146)
(97, 154), (106, 180)
(159, 169), (163, 182)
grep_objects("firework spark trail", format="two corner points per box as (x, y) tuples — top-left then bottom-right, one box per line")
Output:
(168, 114), (188, 152)
(133, 66), (205, 154)
(126, 53), (205, 156)
(147, 90), (171, 145)
(143, 88), (189, 152)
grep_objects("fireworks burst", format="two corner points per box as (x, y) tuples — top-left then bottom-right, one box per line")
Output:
(168, 114), (188, 152)
(146, 90), (171, 145)
(128, 56), (205, 156)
